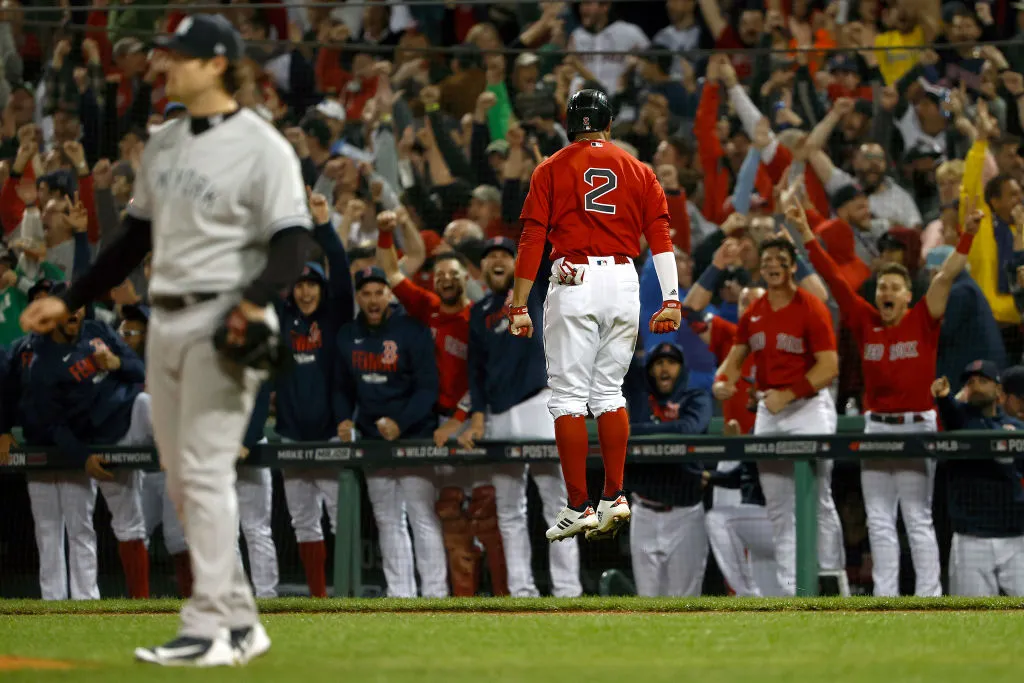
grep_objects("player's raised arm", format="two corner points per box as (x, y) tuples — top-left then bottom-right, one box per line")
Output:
(642, 170), (682, 334)
(925, 201), (983, 320)
(375, 210), (408, 288)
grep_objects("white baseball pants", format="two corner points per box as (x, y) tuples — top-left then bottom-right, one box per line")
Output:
(236, 464), (279, 598)
(712, 461), (743, 509)
(861, 411), (941, 597)
(27, 472), (98, 600)
(543, 257), (639, 420)
(282, 470), (339, 543)
(705, 504), (779, 597)
(754, 391), (844, 596)
(147, 297), (262, 639)
(366, 468), (448, 598)
(487, 388), (582, 598)
(143, 471), (188, 555)
(629, 498), (707, 596)
(949, 534), (1024, 596)
(98, 392), (153, 544)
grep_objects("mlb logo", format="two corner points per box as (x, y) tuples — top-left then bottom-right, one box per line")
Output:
(508, 447), (521, 458)
(995, 440), (1009, 452)
(583, 115), (590, 128)
(925, 442), (935, 452)
(396, 448), (405, 457)
(820, 443), (830, 453)
(595, 259), (607, 266)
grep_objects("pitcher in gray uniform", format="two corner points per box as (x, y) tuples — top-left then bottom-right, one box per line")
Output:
(20, 14), (315, 668)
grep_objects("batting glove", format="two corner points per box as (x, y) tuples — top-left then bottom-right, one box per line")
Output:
(509, 305), (534, 338)
(649, 300), (682, 334)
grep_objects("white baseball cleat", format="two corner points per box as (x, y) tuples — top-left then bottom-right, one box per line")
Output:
(586, 492), (631, 540)
(231, 623), (271, 665)
(135, 629), (237, 667)
(546, 505), (599, 542)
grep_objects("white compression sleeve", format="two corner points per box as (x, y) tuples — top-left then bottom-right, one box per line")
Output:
(651, 250), (680, 301)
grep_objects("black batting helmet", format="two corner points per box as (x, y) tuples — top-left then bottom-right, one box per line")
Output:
(565, 89), (612, 142)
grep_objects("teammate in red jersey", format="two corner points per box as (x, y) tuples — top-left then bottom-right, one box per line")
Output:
(713, 221), (843, 596)
(794, 197), (983, 597)
(509, 89), (682, 542)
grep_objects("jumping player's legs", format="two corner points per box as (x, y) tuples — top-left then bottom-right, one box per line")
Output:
(544, 276), (600, 508)
(589, 264), (640, 500)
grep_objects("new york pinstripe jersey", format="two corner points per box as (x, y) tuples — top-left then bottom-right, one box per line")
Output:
(127, 108), (312, 297)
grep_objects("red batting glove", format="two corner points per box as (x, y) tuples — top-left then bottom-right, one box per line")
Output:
(509, 305), (534, 338)
(649, 300), (682, 334)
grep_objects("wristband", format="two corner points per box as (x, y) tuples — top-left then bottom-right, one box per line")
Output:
(696, 263), (723, 291)
(715, 373), (729, 384)
(956, 231), (975, 255)
(425, 103), (440, 113)
(791, 376), (816, 399)
(509, 305), (528, 317)
(377, 231), (394, 249)
(379, 114), (393, 124)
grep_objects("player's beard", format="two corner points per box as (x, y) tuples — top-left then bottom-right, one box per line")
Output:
(967, 392), (998, 411)
(486, 270), (513, 294)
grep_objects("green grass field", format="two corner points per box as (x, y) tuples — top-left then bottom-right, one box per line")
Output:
(1, 597), (1022, 682)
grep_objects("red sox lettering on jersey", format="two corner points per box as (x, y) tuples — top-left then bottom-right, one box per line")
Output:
(290, 321), (323, 363)
(352, 341), (399, 375)
(68, 338), (114, 384)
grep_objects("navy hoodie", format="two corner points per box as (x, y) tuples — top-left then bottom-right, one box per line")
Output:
(3, 334), (45, 444)
(623, 345), (712, 507)
(274, 222), (354, 440)
(27, 320), (145, 462)
(468, 284), (547, 415)
(938, 394), (1024, 537)
(334, 306), (439, 439)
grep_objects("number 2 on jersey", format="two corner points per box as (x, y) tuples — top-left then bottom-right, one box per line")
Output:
(583, 168), (617, 215)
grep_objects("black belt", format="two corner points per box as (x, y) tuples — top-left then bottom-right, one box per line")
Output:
(636, 498), (674, 513)
(869, 413), (926, 425)
(151, 293), (220, 312)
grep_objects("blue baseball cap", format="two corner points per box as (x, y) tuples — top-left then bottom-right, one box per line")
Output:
(961, 359), (1001, 385)
(164, 102), (187, 117)
(156, 14), (244, 61)
(480, 237), (516, 259)
(354, 266), (388, 290)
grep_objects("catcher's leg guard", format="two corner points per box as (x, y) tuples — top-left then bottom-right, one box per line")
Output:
(436, 486), (480, 597)
(469, 486), (509, 596)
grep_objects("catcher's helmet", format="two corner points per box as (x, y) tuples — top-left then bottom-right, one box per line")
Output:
(565, 89), (612, 142)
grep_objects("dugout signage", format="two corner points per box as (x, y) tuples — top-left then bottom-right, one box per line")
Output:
(275, 447), (364, 463)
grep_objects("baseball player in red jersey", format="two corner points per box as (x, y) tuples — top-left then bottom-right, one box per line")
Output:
(794, 200), (983, 596)
(713, 232), (843, 596)
(509, 89), (681, 541)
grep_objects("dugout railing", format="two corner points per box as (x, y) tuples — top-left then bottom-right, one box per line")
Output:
(0, 416), (1018, 597)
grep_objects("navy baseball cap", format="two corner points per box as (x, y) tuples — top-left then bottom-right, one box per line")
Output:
(481, 237), (516, 259)
(27, 278), (54, 301)
(831, 184), (865, 211)
(156, 14), (244, 61)
(1003, 366), (1024, 398)
(961, 359), (1001, 385)
(828, 53), (860, 74)
(648, 342), (684, 366)
(354, 266), (388, 290)
(122, 303), (151, 323)
(297, 261), (326, 285)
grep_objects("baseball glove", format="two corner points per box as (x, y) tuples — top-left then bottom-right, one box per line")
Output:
(213, 304), (292, 373)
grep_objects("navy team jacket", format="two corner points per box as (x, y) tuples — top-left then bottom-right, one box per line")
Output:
(468, 284), (547, 415)
(623, 345), (712, 507)
(243, 383), (272, 451)
(333, 307), (439, 439)
(937, 393), (1024, 537)
(274, 222), (353, 440)
(27, 320), (145, 462)
(2, 334), (46, 444)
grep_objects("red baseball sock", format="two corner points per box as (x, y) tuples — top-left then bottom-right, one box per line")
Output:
(118, 540), (150, 599)
(598, 408), (630, 498)
(298, 541), (328, 598)
(172, 551), (193, 598)
(554, 415), (590, 508)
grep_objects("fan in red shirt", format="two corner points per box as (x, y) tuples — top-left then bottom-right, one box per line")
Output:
(795, 198), (983, 599)
(713, 206), (843, 596)
(509, 89), (681, 543)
